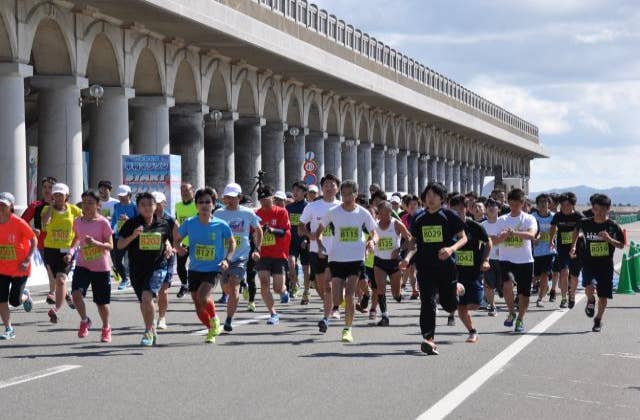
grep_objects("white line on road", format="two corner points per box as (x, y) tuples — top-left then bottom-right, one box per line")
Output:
(0, 365), (82, 390)
(417, 294), (586, 420)
(601, 352), (640, 360)
(190, 314), (272, 335)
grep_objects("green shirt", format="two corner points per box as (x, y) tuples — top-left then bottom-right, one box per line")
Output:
(175, 201), (197, 246)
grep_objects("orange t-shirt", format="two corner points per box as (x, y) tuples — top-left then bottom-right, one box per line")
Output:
(0, 214), (36, 277)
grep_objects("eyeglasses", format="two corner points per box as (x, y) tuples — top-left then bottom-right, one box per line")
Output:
(197, 200), (213, 204)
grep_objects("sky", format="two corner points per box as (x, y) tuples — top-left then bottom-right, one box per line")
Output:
(311, 0), (639, 192)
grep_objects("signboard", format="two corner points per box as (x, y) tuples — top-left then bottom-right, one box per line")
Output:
(122, 155), (182, 216)
(303, 151), (317, 186)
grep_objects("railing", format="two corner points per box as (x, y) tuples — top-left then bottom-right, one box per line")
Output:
(252, 0), (539, 139)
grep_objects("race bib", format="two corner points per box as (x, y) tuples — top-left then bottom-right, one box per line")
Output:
(290, 213), (301, 226)
(560, 231), (573, 245)
(195, 244), (216, 261)
(101, 209), (111, 217)
(589, 241), (609, 257)
(115, 220), (125, 233)
(505, 235), (524, 248)
(139, 232), (162, 250)
(539, 231), (550, 242)
(378, 237), (394, 251)
(422, 225), (443, 243)
(455, 250), (474, 267)
(365, 251), (375, 267)
(339, 227), (359, 242)
(233, 235), (242, 248)
(81, 245), (102, 262)
(0, 245), (17, 261)
(51, 229), (70, 243)
(263, 232), (276, 246)
(322, 225), (333, 237)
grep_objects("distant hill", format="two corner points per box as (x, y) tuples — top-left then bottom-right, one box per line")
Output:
(530, 185), (640, 205)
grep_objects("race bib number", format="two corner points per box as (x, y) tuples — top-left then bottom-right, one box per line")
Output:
(51, 229), (70, 243)
(589, 241), (609, 257)
(322, 225), (333, 237)
(339, 227), (359, 242)
(101, 209), (111, 217)
(422, 225), (443, 243)
(178, 216), (188, 224)
(195, 244), (216, 261)
(115, 220), (124, 233)
(139, 232), (162, 250)
(505, 235), (524, 248)
(263, 232), (276, 246)
(81, 245), (102, 262)
(378, 237), (394, 251)
(365, 251), (375, 267)
(455, 250), (474, 267)
(560, 231), (573, 245)
(233, 235), (242, 248)
(539, 231), (550, 242)
(0, 245), (17, 260)
(290, 213), (301, 226)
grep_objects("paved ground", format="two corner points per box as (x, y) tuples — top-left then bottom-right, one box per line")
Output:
(1, 272), (639, 420)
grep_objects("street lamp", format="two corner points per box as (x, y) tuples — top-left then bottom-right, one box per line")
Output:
(79, 84), (104, 107)
(284, 126), (300, 142)
(208, 109), (223, 126)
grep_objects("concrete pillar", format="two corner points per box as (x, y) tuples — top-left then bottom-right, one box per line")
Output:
(429, 157), (438, 184)
(130, 96), (174, 155)
(31, 75), (88, 203)
(170, 104), (207, 188)
(0, 63), (32, 210)
(418, 154), (429, 194)
(452, 161), (461, 193)
(342, 138), (358, 182)
(371, 145), (385, 190)
(445, 160), (454, 192)
(397, 150), (408, 193)
(477, 166), (484, 195)
(325, 135), (342, 179)
(305, 130), (325, 181)
(407, 152), (419, 195)
(261, 121), (285, 191)
(437, 158), (446, 184)
(284, 128), (306, 190)
(235, 117), (263, 196)
(204, 112), (236, 193)
(88, 87), (134, 188)
(524, 176), (530, 195)
(357, 141), (372, 194)
(459, 163), (469, 194)
(385, 148), (398, 193)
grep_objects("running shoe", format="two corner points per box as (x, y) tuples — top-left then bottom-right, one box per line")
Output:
(368, 309), (377, 320)
(341, 328), (353, 343)
(514, 319), (524, 333)
(177, 285), (188, 298)
(247, 302), (256, 312)
(242, 286), (250, 302)
(267, 313), (280, 325)
(531, 284), (539, 294)
(420, 339), (439, 355)
(157, 317), (168, 330)
(410, 290), (419, 300)
(0, 326), (15, 340)
(217, 293), (228, 304)
(488, 305), (497, 317)
(140, 330), (155, 346)
(536, 299), (544, 308)
(568, 298), (575, 309)
(377, 316), (389, 327)
(318, 318), (329, 333)
(549, 289), (556, 302)
(210, 317), (221, 336)
(504, 312), (516, 327)
(22, 289), (32, 312)
(223, 318), (233, 332)
(560, 298), (567, 308)
(585, 298), (596, 318)
(447, 314), (456, 326)
(466, 330), (479, 343)
(118, 280), (130, 291)
(300, 292), (309, 305)
(66, 293), (75, 309)
(291, 284), (300, 298)
(46, 292), (55, 305)
(394, 295), (403, 303)
(78, 318), (92, 338)
(101, 327), (112, 343)
(280, 291), (290, 304)
(48, 308), (58, 324)
(592, 318), (602, 332)
(331, 308), (341, 320)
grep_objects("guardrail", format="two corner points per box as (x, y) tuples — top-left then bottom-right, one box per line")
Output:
(613, 214), (640, 225)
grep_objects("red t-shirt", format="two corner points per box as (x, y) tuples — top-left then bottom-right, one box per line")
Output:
(21, 200), (47, 250)
(255, 206), (291, 260)
(0, 214), (36, 277)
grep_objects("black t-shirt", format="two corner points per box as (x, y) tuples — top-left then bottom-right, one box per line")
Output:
(499, 204), (511, 216)
(456, 218), (490, 277)
(576, 218), (623, 266)
(551, 210), (584, 253)
(119, 215), (171, 280)
(582, 209), (594, 218)
(286, 200), (307, 244)
(410, 208), (465, 269)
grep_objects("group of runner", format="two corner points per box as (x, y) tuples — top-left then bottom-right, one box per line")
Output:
(0, 174), (625, 354)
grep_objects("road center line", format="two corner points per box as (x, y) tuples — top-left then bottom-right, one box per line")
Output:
(0, 365), (82, 390)
(190, 314), (272, 335)
(417, 294), (586, 420)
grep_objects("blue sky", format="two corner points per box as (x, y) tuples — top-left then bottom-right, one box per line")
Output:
(312, 0), (639, 191)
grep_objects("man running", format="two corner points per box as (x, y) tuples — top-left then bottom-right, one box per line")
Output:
(175, 183), (198, 298)
(532, 193), (555, 307)
(97, 180), (118, 220)
(152, 191), (178, 330)
(111, 185), (137, 290)
(481, 198), (502, 316)
(286, 181), (310, 304)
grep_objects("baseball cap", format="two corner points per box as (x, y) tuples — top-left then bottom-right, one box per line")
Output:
(274, 190), (287, 200)
(390, 196), (401, 204)
(308, 184), (319, 193)
(223, 183), (242, 198)
(52, 183), (70, 196)
(151, 191), (167, 204)
(0, 192), (15, 206)
(117, 185), (132, 196)
(98, 180), (112, 190)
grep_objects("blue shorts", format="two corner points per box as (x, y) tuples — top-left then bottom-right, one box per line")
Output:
(131, 267), (167, 302)
(222, 260), (247, 285)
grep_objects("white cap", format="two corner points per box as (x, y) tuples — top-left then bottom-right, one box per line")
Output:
(223, 183), (242, 197)
(0, 192), (15, 206)
(117, 185), (132, 196)
(52, 183), (70, 196)
(151, 191), (167, 204)
(274, 190), (287, 200)
(308, 184), (319, 193)
(390, 195), (401, 204)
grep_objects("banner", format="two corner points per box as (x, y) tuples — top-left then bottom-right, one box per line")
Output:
(27, 146), (38, 203)
(122, 155), (182, 216)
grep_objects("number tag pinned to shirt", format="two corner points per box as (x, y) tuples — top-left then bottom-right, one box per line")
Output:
(339, 227), (359, 242)
(195, 244), (216, 261)
(139, 232), (162, 250)
(422, 226), (443, 243)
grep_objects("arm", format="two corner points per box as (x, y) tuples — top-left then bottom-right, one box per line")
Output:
(512, 227), (537, 241)
(19, 236), (38, 273)
(117, 225), (142, 250)
(480, 238), (492, 271)
(41, 205), (53, 227)
(548, 225), (557, 250)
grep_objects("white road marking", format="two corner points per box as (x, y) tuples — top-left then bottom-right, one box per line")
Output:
(601, 352), (640, 360)
(0, 365), (82, 390)
(191, 314), (272, 335)
(416, 294), (585, 420)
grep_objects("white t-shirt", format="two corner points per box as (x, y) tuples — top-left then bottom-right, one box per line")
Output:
(496, 212), (537, 264)
(374, 219), (402, 260)
(481, 219), (501, 260)
(299, 198), (341, 253)
(99, 197), (119, 219)
(321, 204), (377, 262)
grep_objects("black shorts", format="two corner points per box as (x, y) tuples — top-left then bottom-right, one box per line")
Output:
(534, 255), (554, 277)
(43, 247), (71, 276)
(131, 267), (168, 301)
(373, 256), (400, 276)
(499, 261), (534, 297)
(188, 270), (220, 292)
(483, 259), (502, 289)
(364, 266), (374, 284)
(256, 257), (287, 275)
(71, 267), (111, 305)
(329, 261), (364, 280)
(0, 275), (27, 306)
(553, 251), (580, 274)
(458, 273), (484, 306)
(309, 252), (329, 276)
(582, 262), (614, 299)
(289, 239), (310, 265)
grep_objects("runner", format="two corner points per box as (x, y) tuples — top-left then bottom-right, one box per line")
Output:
(401, 182), (467, 355)
(400, 194), (420, 300)
(274, 191), (287, 208)
(494, 189), (538, 333)
(0, 193), (36, 340)
(372, 200), (412, 326)
(214, 183), (262, 332)
(255, 185), (291, 325)
(286, 181), (310, 304)
(152, 191), (178, 330)
(42, 183), (82, 323)
(548, 193), (561, 301)
(111, 185), (137, 290)
(449, 195), (492, 343)
(571, 194), (624, 332)
(64, 190), (114, 342)
(532, 193), (555, 307)
(117, 192), (174, 346)
(317, 180), (377, 342)
(491, 189), (511, 216)
(97, 180), (118, 220)
(481, 198), (502, 317)
(307, 184), (319, 202)
(175, 183), (197, 299)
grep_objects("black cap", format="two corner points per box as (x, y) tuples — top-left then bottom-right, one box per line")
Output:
(98, 180), (112, 190)
(257, 185), (274, 200)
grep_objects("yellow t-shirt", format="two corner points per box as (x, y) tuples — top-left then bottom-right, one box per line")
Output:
(175, 201), (198, 246)
(43, 204), (82, 249)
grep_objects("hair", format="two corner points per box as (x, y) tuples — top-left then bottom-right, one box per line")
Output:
(81, 189), (101, 203)
(558, 192), (577, 206)
(340, 180), (358, 195)
(535, 193), (550, 206)
(448, 194), (466, 208)
(356, 193), (368, 206)
(136, 192), (156, 205)
(421, 181), (447, 202)
(476, 196), (488, 204)
(377, 200), (393, 213)
(239, 194), (254, 207)
(257, 185), (274, 198)
(485, 198), (499, 208)
(41, 176), (57, 185)
(292, 181), (308, 192)
(591, 194), (611, 208)
(589, 193), (601, 205)
(549, 193), (561, 204)
(320, 173), (341, 188)
(195, 186), (218, 202)
(465, 191), (478, 200)
(369, 183), (381, 192)
(371, 189), (387, 202)
(507, 188), (526, 202)
(492, 188), (505, 195)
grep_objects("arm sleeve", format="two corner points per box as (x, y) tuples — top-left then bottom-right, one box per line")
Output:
(476, 222), (489, 243)
(21, 203), (35, 223)
(410, 216), (419, 240)
(550, 213), (559, 226)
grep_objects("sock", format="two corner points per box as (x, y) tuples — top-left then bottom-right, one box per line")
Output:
(377, 294), (387, 314)
(205, 299), (217, 318)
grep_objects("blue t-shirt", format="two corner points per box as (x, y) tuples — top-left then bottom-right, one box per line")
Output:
(178, 216), (232, 272)
(532, 210), (555, 256)
(214, 206), (261, 263)
(111, 202), (138, 238)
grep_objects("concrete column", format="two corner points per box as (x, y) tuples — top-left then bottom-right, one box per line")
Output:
(371, 145), (385, 190)
(325, 135), (342, 179)
(459, 163), (469, 194)
(88, 87), (134, 188)
(342, 138), (357, 182)
(468, 165), (476, 194)
(170, 103), (207, 188)
(407, 152), (418, 195)
(261, 121), (286, 191)
(31, 75), (88, 203)
(397, 149), (408, 193)
(305, 130), (325, 181)
(357, 141), (372, 193)
(204, 112), (236, 193)
(385, 148), (398, 193)
(437, 158), (446, 184)
(452, 161), (461, 193)
(0, 63), (32, 210)
(429, 157), (438, 184)
(418, 154), (429, 194)
(445, 160), (454, 192)
(477, 166), (484, 195)
(284, 128), (306, 190)
(523, 176), (530, 195)
(130, 96), (174, 155)
(235, 117), (263, 196)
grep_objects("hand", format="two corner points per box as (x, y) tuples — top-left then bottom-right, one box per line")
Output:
(251, 251), (261, 261)
(19, 259), (30, 272)
(390, 248), (401, 260)
(175, 244), (188, 256)
(569, 247), (577, 259)
(132, 226), (144, 238)
(163, 245), (174, 259)
(549, 242), (556, 252)
(399, 258), (410, 271)
(33, 228), (41, 236)
(480, 260), (490, 272)
(63, 253), (73, 264)
(598, 230), (611, 242)
(119, 214), (129, 221)
(366, 240), (375, 253)
(438, 247), (453, 260)
(84, 235), (98, 246)
(263, 225), (272, 234)
(219, 259), (229, 272)
(300, 239), (308, 250)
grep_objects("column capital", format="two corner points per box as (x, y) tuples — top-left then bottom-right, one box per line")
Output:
(358, 141), (373, 149)
(419, 154), (430, 161)
(92, 86), (135, 100)
(235, 116), (267, 127)
(344, 138), (357, 148)
(170, 102), (209, 115)
(130, 95), (175, 108)
(0, 62), (33, 78)
(31, 75), (88, 90)
(386, 148), (399, 156)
